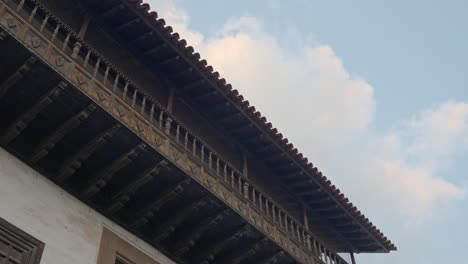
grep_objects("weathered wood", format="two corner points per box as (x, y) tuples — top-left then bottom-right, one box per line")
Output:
(151, 197), (208, 242)
(131, 178), (190, 228)
(1, 82), (66, 144)
(80, 143), (147, 199)
(258, 250), (285, 264)
(0, 56), (37, 98)
(198, 224), (249, 264)
(115, 17), (141, 32)
(29, 104), (96, 163)
(143, 42), (167, 55)
(99, 3), (124, 19)
(173, 209), (230, 255)
(107, 160), (168, 214)
(193, 90), (218, 101)
(56, 124), (121, 182)
(226, 237), (268, 264)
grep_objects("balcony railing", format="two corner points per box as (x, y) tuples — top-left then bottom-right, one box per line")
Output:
(1, 0), (348, 263)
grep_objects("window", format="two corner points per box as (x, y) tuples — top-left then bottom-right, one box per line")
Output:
(96, 227), (160, 264)
(0, 218), (45, 264)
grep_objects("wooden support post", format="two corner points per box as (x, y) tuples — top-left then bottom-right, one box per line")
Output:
(167, 86), (175, 114)
(350, 251), (357, 264)
(78, 13), (91, 39)
(242, 152), (248, 177)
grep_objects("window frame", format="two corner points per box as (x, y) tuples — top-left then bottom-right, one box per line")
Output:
(96, 227), (160, 264)
(0, 217), (45, 264)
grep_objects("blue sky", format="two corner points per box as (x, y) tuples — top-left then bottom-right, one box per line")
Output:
(147, 1), (468, 263)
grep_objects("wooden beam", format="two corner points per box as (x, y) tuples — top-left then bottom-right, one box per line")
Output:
(129, 31), (154, 45)
(224, 237), (268, 264)
(1, 81), (66, 144)
(131, 178), (191, 228)
(151, 197), (208, 242)
(193, 90), (218, 101)
(257, 250), (285, 264)
(179, 79), (206, 92)
(56, 123), (121, 182)
(107, 160), (168, 214)
(78, 13), (92, 39)
(29, 104), (96, 163)
(115, 17), (141, 32)
(156, 54), (180, 66)
(98, 3), (124, 19)
(143, 42), (167, 55)
(173, 209), (230, 255)
(168, 67), (193, 79)
(0, 56), (37, 98)
(80, 143), (147, 199)
(197, 224), (249, 264)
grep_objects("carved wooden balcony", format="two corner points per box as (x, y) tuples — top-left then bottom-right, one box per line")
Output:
(0, 0), (354, 263)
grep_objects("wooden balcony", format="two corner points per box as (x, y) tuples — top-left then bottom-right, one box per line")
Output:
(0, 0), (349, 263)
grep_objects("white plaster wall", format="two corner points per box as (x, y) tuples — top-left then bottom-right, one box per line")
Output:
(0, 148), (176, 264)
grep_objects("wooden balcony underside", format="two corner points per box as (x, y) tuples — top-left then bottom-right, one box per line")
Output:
(0, 1), (350, 263)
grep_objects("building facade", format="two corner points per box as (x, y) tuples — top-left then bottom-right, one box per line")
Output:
(0, 0), (396, 263)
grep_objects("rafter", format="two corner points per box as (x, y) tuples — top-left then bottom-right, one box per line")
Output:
(193, 90), (218, 101)
(225, 237), (269, 264)
(198, 224), (249, 264)
(80, 143), (147, 199)
(257, 250), (285, 264)
(131, 178), (191, 228)
(1, 81), (66, 144)
(0, 56), (37, 98)
(29, 104), (96, 163)
(168, 67), (193, 79)
(56, 123), (121, 182)
(179, 79), (206, 92)
(143, 42), (167, 55)
(156, 54), (180, 66)
(98, 3), (124, 19)
(107, 160), (168, 214)
(129, 31), (154, 45)
(151, 197), (208, 242)
(115, 17), (141, 32)
(173, 209), (230, 255)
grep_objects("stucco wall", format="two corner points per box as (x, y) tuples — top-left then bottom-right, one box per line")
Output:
(0, 147), (176, 264)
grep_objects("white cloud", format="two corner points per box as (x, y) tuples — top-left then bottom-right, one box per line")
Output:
(145, 0), (465, 221)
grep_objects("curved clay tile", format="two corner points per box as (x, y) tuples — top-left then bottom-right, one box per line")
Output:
(141, 3), (150, 11)
(149, 11), (158, 19)
(157, 18), (166, 26)
(178, 39), (187, 47)
(171, 33), (180, 40)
